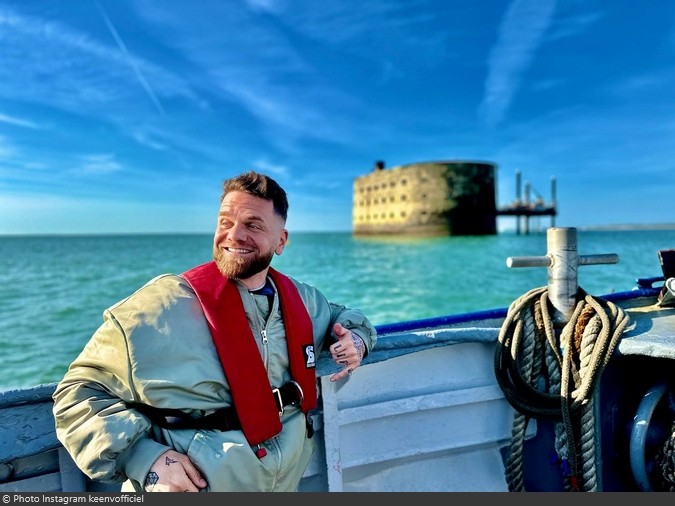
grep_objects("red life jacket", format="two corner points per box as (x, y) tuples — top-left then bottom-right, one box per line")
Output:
(183, 261), (317, 446)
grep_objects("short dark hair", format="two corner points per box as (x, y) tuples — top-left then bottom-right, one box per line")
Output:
(221, 171), (288, 221)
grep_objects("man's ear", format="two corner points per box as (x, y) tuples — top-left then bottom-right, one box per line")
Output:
(275, 229), (288, 255)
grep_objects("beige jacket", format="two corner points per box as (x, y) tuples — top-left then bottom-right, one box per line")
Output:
(52, 272), (376, 491)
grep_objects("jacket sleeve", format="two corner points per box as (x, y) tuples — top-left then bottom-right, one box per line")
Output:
(325, 301), (377, 357)
(52, 312), (170, 485)
(291, 278), (377, 356)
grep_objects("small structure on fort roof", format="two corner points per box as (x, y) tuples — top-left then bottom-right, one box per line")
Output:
(352, 160), (498, 237)
(352, 160), (557, 237)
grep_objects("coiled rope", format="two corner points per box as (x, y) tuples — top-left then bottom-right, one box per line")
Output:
(494, 286), (630, 491)
(658, 422), (675, 491)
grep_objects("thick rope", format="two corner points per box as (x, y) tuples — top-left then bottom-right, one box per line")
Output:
(502, 302), (538, 491)
(494, 286), (630, 491)
(658, 421), (675, 491)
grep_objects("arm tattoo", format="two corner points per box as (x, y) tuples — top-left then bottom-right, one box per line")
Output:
(351, 334), (366, 361)
(165, 456), (178, 465)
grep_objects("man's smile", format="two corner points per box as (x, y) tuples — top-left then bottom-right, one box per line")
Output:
(225, 247), (253, 254)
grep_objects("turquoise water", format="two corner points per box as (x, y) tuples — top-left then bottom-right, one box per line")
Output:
(1, 229), (673, 391)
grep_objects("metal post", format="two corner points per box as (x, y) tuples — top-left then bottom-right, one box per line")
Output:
(506, 227), (619, 324)
(550, 176), (557, 228)
(524, 181), (531, 235)
(516, 170), (522, 236)
(547, 227), (579, 321)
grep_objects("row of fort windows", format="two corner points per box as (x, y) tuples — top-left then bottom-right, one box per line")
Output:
(357, 179), (407, 192)
(356, 193), (430, 206)
(355, 210), (430, 221)
(356, 176), (432, 193)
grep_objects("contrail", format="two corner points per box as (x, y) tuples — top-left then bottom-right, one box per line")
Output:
(95, 0), (166, 115)
(479, 0), (556, 128)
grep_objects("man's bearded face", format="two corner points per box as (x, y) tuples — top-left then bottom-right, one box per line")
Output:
(214, 244), (274, 280)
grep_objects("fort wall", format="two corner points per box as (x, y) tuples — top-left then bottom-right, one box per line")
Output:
(352, 160), (497, 236)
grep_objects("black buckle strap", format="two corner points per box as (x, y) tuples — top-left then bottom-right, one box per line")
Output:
(272, 380), (304, 416)
(130, 403), (242, 431)
(130, 380), (304, 431)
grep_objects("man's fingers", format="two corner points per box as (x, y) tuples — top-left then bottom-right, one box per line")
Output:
(186, 467), (207, 489)
(330, 324), (364, 382)
(178, 455), (207, 489)
(333, 322), (350, 339)
(330, 366), (355, 383)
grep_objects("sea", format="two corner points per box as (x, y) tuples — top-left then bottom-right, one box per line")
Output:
(2, 228), (674, 392)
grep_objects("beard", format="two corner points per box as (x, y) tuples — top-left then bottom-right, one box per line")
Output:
(213, 245), (275, 280)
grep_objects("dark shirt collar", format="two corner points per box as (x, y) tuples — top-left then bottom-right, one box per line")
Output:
(250, 278), (275, 298)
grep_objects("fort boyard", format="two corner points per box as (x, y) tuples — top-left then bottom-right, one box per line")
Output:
(353, 160), (498, 237)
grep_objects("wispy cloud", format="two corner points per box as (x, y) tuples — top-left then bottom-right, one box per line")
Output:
(133, 2), (352, 150)
(73, 154), (122, 175)
(547, 11), (602, 41)
(252, 159), (288, 177)
(479, 0), (557, 128)
(132, 130), (168, 152)
(133, 1), (443, 152)
(0, 7), (197, 114)
(245, 0), (284, 14)
(0, 135), (15, 159)
(0, 113), (41, 129)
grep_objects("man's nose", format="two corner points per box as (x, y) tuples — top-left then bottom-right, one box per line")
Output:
(228, 222), (247, 241)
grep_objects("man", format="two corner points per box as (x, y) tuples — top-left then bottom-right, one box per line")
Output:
(52, 171), (377, 492)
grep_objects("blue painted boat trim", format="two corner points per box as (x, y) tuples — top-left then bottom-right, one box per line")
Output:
(375, 284), (661, 335)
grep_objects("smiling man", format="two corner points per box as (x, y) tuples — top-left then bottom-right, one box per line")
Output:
(52, 171), (377, 492)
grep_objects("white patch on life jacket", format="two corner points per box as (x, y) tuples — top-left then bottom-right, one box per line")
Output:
(304, 345), (315, 368)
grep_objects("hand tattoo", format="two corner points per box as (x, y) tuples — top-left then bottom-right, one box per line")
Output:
(352, 334), (366, 361)
(145, 471), (159, 491)
(165, 456), (178, 466)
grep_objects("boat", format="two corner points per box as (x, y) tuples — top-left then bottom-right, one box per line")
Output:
(1, 227), (674, 493)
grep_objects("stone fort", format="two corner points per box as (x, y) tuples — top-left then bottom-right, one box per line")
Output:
(352, 160), (498, 236)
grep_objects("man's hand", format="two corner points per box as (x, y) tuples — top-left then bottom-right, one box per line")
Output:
(144, 450), (207, 492)
(329, 323), (366, 382)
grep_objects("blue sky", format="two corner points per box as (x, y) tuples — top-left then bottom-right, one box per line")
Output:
(1, 0), (674, 235)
